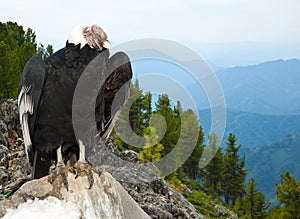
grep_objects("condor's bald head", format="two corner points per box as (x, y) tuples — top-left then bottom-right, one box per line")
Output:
(68, 24), (110, 51)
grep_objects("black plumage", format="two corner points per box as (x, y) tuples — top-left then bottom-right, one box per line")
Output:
(18, 26), (132, 180)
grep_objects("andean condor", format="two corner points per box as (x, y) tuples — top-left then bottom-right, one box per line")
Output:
(18, 24), (132, 188)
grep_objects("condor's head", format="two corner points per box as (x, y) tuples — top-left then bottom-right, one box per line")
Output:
(67, 24), (110, 51)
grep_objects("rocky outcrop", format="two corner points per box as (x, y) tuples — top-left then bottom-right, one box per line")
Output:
(0, 171), (150, 219)
(0, 100), (31, 200)
(89, 139), (205, 219)
(0, 100), (21, 147)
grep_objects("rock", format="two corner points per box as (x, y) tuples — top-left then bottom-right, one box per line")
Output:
(0, 171), (150, 219)
(214, 204), (238, 219)
(0, 99), (21, 147)
(120, 150), (140, 162)
(88, 144), (205, 219)
(180, 184), (193, 194)
(0, 100), (31, 200)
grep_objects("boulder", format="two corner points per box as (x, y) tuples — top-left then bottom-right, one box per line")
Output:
(89, 141), (205, 219)
(0, 171), (150, 219)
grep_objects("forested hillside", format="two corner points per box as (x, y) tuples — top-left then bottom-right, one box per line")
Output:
(246, 134), (300, 204)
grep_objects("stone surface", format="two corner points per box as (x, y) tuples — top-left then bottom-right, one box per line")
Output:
(89, 140), (205, 219)
(0, 100), (31, 201)
(213, 205), (238, 219)
(0, 171), (150, 219)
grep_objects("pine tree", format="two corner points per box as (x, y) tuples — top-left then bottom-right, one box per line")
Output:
(129, 79), (144, 135)
(139, 126), (164, 162)
(242, 178), (270, 219)
(37, 43), (53, 59)
(274, 171), (300, 219)
(0, 21), (27, 50)
(0, 22), (52, 99)
(140, 91), (152, 129)
(173, 109), (199, 172)
(183, 126), (204, 180)
(159, 107), (199, 181)
(0, 41), (18, 99)
(112, 80), (152, 151)
(154, 94), (180, 156)
(222, 133), (247, 205)
(203, 133), (223, 197)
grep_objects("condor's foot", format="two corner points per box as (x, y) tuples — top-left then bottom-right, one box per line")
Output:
(73, 160), (101, 189)
(73, 140), (101, 189)
(48, 161), (72, 191)
(48, 146), (72, 192)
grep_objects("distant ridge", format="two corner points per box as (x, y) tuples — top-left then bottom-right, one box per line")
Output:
(215, 58), (300, 115)
(198, 108), (300, 148)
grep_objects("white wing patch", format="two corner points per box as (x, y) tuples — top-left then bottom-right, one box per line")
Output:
(18, 85), (34, 162)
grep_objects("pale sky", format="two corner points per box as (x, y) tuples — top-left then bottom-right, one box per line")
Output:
(1, 0), (300, 66)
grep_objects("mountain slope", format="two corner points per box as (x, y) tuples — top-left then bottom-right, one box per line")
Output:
(216, 59), (300, 115)
(198, 108), (300, 148)
(244, 134), (300, 203)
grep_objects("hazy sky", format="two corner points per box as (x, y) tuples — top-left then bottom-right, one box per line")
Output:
(1, 0), (300, 65)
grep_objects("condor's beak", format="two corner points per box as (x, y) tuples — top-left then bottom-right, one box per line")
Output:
(103, 40), (110, 49)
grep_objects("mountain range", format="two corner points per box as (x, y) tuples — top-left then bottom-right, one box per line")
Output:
(198, 108), (300, 148)
(215, 58), (300, 115)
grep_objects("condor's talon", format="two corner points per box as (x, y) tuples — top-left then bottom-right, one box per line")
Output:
(71, 140), (101, 189)
(74, 160), (100, 189)
(48, 162), (70, 191)
(48, 146), (72, 192)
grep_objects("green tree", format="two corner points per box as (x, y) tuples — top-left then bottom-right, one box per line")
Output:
(166, 109), (199, 181)
(183, 126), (204, 180)
(203, 133), (223, 197)
(241, 178), (270, 219)
(154, 94), (180, 156)
(24, 27), (37, 45)
(17, 42), (37, 69)
(0, 21), (52, 99)
(274, 171), (300, 219)
(0, 41), (18, 98)
(0, 21), (26, 50)
(140, 91), (152, 129)
(222, 133), (247, 205)
(37, 43), (53, 59)
(128, 79), (144, 135)
(267, 206), (286, 219)
(139, 126), (164, 162)
(127, 80), (153, 136)
(112, 80), (142, 150)
(112, 80), (153, 151)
